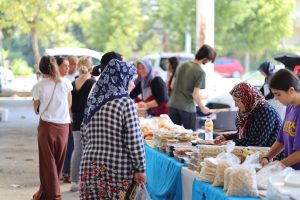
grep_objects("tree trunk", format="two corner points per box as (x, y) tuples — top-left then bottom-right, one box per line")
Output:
(31, 27), (40, 73)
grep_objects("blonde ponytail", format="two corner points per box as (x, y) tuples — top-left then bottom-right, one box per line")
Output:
(81, 65), (89, 74)
(78, 56), (92, 75)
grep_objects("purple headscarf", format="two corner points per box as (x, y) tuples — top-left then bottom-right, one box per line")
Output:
(139, 59), (155, 89)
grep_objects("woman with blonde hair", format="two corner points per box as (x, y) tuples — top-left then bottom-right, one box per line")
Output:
(69, 56), (96, 192)
(32, 56), (73, 200)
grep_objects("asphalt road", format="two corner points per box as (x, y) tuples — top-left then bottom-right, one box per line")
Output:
(0, 98), (79, 200)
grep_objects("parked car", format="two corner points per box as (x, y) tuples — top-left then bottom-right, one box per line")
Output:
(214, 57), (244, 78)
(0, 67), (14, 85)
(45, 48), (102, 66)
(143, 52), (194, 81)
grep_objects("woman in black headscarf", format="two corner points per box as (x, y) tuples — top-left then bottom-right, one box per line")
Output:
(258, 61), (275, 100)
(258, 61), (286, 120)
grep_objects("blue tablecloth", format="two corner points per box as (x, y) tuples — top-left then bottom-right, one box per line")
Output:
(192, 179), (260, 200)
(145, 145), (186, 200)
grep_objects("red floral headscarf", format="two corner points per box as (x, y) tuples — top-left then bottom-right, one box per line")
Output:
(230, 83), (267, 139)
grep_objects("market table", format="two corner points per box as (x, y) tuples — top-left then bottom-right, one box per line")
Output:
(145, 144), (261, 200)
(192, 179), (260, 200)
(145, 145), (185, 200)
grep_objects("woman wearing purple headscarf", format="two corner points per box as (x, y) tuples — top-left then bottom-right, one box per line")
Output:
(130, 58), (169, 116)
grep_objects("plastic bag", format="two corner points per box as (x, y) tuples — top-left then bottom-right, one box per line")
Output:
(227, 166), (259, 197)
(134, 185), (151, 200)
(213, 141), (240, 187)
(213, 160), (231, 186)
(241, 152), (262, 169)
(224, 166), (239, 191)
(256, 161), (294, 190)
(198, 157), (218, 183)
(216, 141), (240, 165)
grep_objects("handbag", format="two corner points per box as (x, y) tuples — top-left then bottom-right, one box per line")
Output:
(39, 83), (57, 116)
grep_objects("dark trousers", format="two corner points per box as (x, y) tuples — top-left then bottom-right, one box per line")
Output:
(169, 107), (196, 131)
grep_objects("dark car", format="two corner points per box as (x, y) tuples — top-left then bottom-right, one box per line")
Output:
(214, 57), (244, 78)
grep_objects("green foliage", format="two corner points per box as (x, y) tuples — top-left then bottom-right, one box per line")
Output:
(11, 58), (33, 75)
(152, 0), (196, 51)
(0, 0), (297, 68)
(138, 35), (163, 57)
(80, 0), (144, 58)
(215, 0), (294, 57)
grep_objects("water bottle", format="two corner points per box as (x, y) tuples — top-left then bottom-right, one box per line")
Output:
(204, 117), (214, 141)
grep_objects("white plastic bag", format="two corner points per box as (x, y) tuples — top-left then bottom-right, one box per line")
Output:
(241, 152), (262, 169)
(213, 141), (240, 187)
(256, 161), (294, 190)
(213, 160), (231, 186)
(224, 166), (240, 191)
(227, 166), (259, 197)
(134, 185), (151, 200)
(216, 141), (240, 165)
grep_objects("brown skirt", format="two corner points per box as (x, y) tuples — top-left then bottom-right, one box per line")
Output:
(34, 119), (69, 200)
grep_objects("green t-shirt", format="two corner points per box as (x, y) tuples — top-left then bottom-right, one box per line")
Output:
(168, 61), (206, 112)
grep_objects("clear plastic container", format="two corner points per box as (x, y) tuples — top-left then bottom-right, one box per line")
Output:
(204, 117), (214, 141)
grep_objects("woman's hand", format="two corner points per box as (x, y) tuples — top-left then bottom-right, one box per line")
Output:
(134, 172), (146, 187)
(137, 102), (148, 109)
(260, 157), (270, 167)
(200, 106), (211, 115)
(214, 135), (226, 145)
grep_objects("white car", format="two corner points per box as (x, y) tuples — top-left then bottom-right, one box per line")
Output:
(143, 52), (194, 81)
(0, 67), (14, 85)
(45, 48), (102, 66)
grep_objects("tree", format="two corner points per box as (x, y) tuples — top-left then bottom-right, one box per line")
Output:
(0, 0), (87, 69)
(79, 0), (144, 58)
(151, 0), (197, 52)
(215, 0), (294, 71)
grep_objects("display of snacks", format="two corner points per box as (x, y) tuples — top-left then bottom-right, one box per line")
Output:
(177, 133), (192, 142)
(193, 139), (215, 145)
(175, 148), (193, 155)
(137, 108), (148, 118)
(242, 146), (270, 162)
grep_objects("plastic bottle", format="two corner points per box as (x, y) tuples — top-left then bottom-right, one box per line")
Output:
(204, 116), (214, 141)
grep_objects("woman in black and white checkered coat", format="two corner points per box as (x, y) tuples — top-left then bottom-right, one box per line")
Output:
(79, 59), (146, 200)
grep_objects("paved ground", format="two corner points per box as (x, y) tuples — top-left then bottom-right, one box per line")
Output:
(0, 76), (79, 199)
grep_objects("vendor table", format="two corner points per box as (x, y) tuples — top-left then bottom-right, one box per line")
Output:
(145, 145), (261, 200)
(145, 145), (185, 200)
(192, 179), (260, 200)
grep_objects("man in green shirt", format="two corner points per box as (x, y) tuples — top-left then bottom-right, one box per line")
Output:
(168, 44), (216, 130)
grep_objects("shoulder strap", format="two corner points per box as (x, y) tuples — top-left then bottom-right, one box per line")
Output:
(40, 83), (57, 116)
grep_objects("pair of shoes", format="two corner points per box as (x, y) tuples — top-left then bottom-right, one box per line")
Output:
(62, 173), (71, 183)
(70, 182), (79, 192)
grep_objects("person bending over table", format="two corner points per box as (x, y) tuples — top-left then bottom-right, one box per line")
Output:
(130, 58), (169, 116)
(260, 69), (300, 170)
(214, 82), (282, 147)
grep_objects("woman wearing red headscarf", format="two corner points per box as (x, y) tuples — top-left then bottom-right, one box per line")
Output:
(214, 83), (282, 147)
